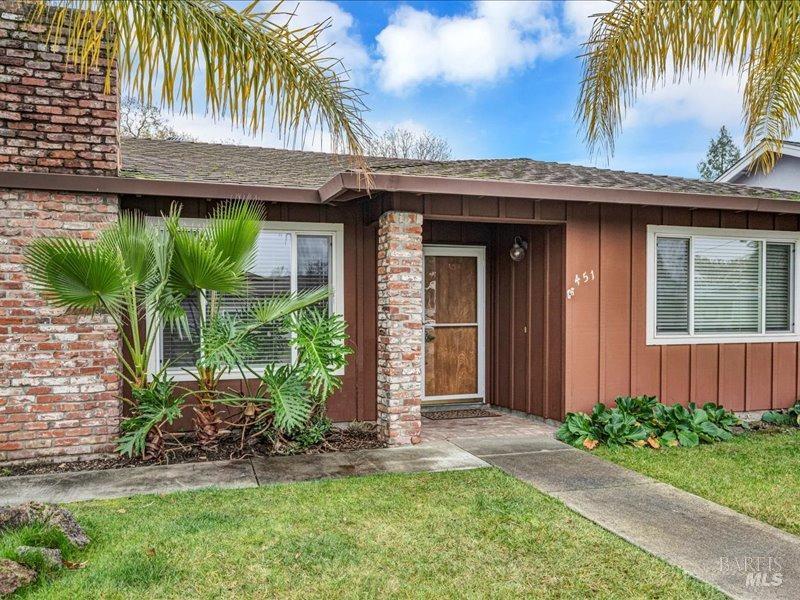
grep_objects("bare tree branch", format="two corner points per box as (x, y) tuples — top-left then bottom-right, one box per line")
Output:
(365, 127), (452, 161)
(120, 97), (197, 141)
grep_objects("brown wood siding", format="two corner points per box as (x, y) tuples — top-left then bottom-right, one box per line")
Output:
(422, 220), (565, 420)
(121, 196), (377, 423)
(373, 191), (567, 225)
(565, 202), (800, 414)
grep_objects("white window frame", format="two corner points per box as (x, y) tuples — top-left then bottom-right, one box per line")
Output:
(647, 225), (800, 345)
(148, 218), (345, 381)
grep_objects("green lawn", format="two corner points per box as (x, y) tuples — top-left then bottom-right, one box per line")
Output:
(5, 468), (721, 599)
(596, 431), (800, 536)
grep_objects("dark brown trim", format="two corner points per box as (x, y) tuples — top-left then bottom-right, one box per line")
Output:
(320, 172), (800, 214)
(0, 172), (321, 204)
(6, 168), (800, 215)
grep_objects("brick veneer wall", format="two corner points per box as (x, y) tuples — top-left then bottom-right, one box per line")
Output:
(376, 211), (423, 445)
(0, 190), (120, 462)
(0, 0), (118, 174)
(0, 1), (121, 463)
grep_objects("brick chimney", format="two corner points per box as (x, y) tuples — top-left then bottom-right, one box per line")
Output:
(0, 0), (118, 173)
(0, 0), (121, 463)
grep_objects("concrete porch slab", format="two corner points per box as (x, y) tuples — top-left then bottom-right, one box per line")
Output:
(252, 441), (488, 485)
(0, 459), (257, 504)
(553, 482), (800, 600)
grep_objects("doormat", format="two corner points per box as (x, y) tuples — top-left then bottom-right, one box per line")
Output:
(423, 409), (501, 420)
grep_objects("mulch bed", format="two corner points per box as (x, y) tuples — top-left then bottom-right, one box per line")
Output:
(423, 409), (501, 420)
(0, 425), (384, 478)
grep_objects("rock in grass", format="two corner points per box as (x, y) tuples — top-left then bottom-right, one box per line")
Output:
(0, 558), (36, 597)
(16, 546), (63, 570)
(0, 502), (89, 548)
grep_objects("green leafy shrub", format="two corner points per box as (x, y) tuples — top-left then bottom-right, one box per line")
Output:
(289, 416), (333, 452)
(557, 396), (741, 450)
(219, 309), (352, 448)
(118, 374), (184, 459)
(762, 401), (800, 427)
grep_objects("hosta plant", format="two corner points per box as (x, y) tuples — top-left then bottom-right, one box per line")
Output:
(762, 402), (800, 427)
(557, 396), (741, 450)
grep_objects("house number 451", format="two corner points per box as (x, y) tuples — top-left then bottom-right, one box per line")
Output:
(566, 269), (596, 299)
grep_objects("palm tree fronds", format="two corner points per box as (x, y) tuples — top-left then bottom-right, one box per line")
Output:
(249, 288), (330, 325)
(165, 219), (243, 297)
(33, 0), (368, 162)
(743, 42), (800, 174)
(99, 210), (156, 287)
(207, 201), (266, 274)
(25, 237), (127, 314)
(577, 0), (800, 171)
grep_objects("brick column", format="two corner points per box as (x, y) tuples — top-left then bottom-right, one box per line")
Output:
(0, 1), (121, 463)
(377, 211), (424, 446)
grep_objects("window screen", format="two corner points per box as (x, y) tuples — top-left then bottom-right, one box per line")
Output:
(656, 237), (690, 334)
(653, 231), (795, 340)
(159, 229), (334, 370)
(766, 243), (793, 332)
(693, 238), (760, 333)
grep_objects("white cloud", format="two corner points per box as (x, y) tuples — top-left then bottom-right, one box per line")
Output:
(369, 118), (428, 136)
(562, 0), (612, 40)
(624, 70), (743, 130)
(280, 1), (370, 85)
(375, 1), (568, 93)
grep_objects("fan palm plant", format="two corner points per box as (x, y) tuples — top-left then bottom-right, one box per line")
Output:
(33, 0), (367, 159)
(25, 211), (179, 390)
(163, 201), (330, 446)
(577, 0), (800, 173)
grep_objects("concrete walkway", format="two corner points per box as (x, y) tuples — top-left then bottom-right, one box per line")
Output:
(451, 435), (800, 600)
(2, 426), (799, 599)
(0, 441), (487, 504)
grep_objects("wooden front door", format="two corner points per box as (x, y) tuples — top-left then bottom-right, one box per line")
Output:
(423, 246), (486, 403)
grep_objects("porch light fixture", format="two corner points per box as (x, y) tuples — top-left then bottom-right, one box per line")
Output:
(509, 236), (528, 262)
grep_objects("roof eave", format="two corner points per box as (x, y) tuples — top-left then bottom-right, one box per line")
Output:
(5, 170), (798, 215)
(321, 171), (800, 213)
(0, 172), (322, 204)
(716, 142), (800, 183)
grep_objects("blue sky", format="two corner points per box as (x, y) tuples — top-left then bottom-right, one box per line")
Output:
(168, 1), (746, 179)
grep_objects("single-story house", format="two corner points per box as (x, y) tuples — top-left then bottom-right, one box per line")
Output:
(3, 4), (800, 463)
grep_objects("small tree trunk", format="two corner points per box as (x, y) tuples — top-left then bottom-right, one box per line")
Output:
(193, 367), (220, 447)
(143, 427), (164, 461)
(193, 402), (220, 447)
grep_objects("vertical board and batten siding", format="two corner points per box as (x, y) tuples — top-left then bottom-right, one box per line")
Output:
(121, 196), (377, 424)
(422, 219), (565, 421)
(565, 202), (800, 414)
(391, 192), (566, 421)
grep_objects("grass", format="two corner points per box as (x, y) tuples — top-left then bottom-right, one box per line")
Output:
(596, 431), (800, 536)
(7, 468), (721, 599)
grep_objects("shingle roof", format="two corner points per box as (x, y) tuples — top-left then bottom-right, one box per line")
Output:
(120, 138), (431, 189)
(120, 138), (799, 202)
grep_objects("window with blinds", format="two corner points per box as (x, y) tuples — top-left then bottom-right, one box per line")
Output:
(650, 227), (797, 343)
(158, 227), (336, 372)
